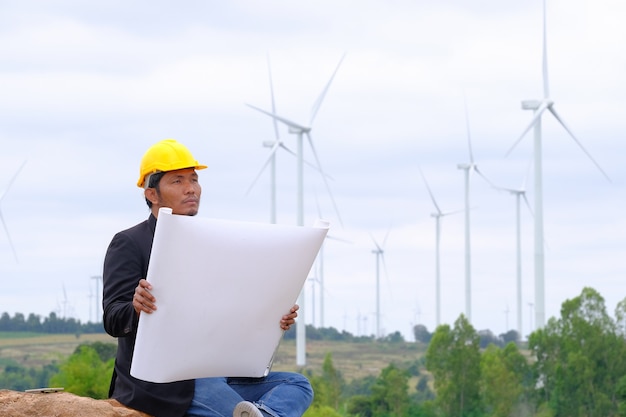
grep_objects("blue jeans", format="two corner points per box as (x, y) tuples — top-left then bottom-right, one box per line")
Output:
(185, 372), (313, 417)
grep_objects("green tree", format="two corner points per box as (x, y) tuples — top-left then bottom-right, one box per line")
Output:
(425, 315), (482, 417)
(529, 287), (626, 416)
(616, 374), (626, 417)
(303, 405), (343, 417)
(49, 345), (113, 398)
(346, 394), (373, 417)
(304, 353), (346, 416)
(0, 361), (59, 391)
(322, 353), (343, 409)
(26, 313), (42, 332)
(412, 324), (431, 344)
(370, 363), (411, 417)
(345, 363), (412, 417)
(74, 341), (116, 362)
(480, 343), (527, 417)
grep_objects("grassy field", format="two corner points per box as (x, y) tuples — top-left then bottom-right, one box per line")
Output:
(0, 332), (116, 368)
(0, 332), (426, 382)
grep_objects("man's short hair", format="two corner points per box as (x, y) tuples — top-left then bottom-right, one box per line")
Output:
(144, 171), (166, 209)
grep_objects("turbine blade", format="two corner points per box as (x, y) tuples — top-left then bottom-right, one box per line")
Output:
(278, 143), (335, 181)
(442, 208), (465, 217)
(380, 254), (393, 300)
(382, 224), (392, 249)
(463, 96), (475, 163)
(370, 233), (382, 252)
(310, 52), (347, 126)
(246, 103), (309, 132)
(522, 192), (535, 217)
(0, 160), (25, 263)
(0, 212), (18, 262)
(305, 132), (343, 226)
(542, 0), (550, 98)
(521, 154), (534, 190)
(245, 141), (281, 195)
(266, 53), (281, 142)
(0, 160), (26, 202)
(474, 166), (497, 189)
(547, 106), (611, 182)
(418, 165), (442, 215)
(278, 142), (297, 157)
(467, 164), (475, 184)
(505, 101), (550, 157)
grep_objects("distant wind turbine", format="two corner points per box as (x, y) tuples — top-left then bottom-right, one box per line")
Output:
(370, 229), (390, 339)
(312, 191), (350, 328)
(246, 53), (346, 366)
(419, 166), (462, 327)
(505, 0), (610, 329)
(492, 159), (534, 338)
(246, 54), (299, 224)
(456, 101), (493, 323)
(91, 275), (102, 322)
(62, 283), (69, 319)
(0, 160), (26, 262)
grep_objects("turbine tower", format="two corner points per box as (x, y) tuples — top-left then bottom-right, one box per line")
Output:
(1, 161), (26, 262)
(246, 53), (346, 365)
(456, 101), (493, 323)
(506, 0), (610, 329)
(91, 275), (102, 322)
(419, 166), (461, 327)
(312, 191), (350, 328)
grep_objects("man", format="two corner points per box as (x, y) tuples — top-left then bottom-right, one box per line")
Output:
(102, 139), (313, 417)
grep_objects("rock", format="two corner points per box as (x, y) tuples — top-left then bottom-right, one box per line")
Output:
(0, 389), (153, 417)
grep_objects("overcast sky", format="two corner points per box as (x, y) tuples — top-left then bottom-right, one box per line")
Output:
(1, 0), (624, 341)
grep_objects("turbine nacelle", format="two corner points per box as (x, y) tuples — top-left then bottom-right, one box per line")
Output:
(288, 125), (311, 134)
(521, 99), (553, 110)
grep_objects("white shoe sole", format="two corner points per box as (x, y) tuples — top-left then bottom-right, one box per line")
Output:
(233, 401), (263, 417)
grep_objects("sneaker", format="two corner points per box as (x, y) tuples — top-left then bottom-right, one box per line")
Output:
(233, 401), (263, 417)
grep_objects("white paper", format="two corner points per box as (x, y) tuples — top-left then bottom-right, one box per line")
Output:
(130, 208), (329, 383)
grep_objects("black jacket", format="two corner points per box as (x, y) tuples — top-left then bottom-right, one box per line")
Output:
(102, 214), (194, 417)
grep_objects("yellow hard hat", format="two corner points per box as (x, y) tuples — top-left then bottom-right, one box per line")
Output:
(137, 139), (207, 187)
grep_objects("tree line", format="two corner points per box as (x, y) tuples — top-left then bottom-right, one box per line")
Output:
(0, 312), (104, 334)
(1, 310), (519, 348)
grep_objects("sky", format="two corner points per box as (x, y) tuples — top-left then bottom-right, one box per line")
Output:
(0, 0), (624, 342)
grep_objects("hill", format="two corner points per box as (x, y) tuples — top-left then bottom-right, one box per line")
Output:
(0, 332), (426, 382)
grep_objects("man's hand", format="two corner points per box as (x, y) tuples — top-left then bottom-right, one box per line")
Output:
(133, 279), (157, 315)
(280, 304), (299, 331)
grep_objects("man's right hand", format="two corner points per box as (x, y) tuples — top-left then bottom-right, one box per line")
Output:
(133, 279), (157, 315)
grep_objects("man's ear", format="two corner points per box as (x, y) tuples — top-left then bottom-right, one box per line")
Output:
(144, 188), (158, 205)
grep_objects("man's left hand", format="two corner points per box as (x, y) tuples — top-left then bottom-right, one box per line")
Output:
(280, 304), (299, 331)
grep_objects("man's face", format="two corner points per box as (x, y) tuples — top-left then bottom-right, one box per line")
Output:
(146, 168), (201, 216)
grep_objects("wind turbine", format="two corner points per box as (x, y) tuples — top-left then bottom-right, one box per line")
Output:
(91, 275), (102, 322)
(505, 0), (610, 329)
(62, 283), (69, 319)
(419, 166), (462, 327)
(312, 191), (350, 328)
(246, 53), (346, 366)
(492, 159), (534, 338)
(246, 54), (299, 224)
(371, 229), (390, 339)
(456, 101), (493, 323)
(1, 161), (26, 262)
